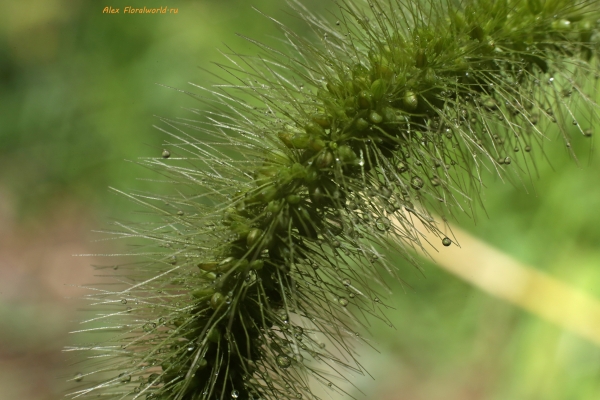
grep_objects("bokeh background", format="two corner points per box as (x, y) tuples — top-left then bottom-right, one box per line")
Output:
(1, 0), (599, 399)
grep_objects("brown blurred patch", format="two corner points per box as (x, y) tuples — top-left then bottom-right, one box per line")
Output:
(0, 188), (108, 400)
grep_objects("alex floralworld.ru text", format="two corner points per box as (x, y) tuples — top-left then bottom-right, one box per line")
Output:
(102, 6), (179, 14)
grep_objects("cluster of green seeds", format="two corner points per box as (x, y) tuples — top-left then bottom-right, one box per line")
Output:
(67, 1), (599, 399)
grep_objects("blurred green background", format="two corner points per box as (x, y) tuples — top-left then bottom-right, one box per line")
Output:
(1, 0), (599, 399)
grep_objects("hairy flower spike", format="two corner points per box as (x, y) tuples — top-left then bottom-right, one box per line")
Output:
(68, 1), (599, 399)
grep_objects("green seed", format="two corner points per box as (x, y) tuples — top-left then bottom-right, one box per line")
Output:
(257, 185), (278, 203)
(356, 118), (369, 131)
(415, 49), (427, 68)
(191, 287), (216, 299)
(267, 200), (282, 213)
(552, 19), (571, 31)
(249, 260), (264, 270)
(402, 91), (418, 111)
(358, 90), (372, 109)
(311, 113), (331, 128)
(246, 228), (263, 247)
(207, 327), (221, 343)
(198, 261), (218, 271)
(210, 292), (225, 309)
(315, 151), (334, 168)
(286, 194), (301, 204)
(369, 111), (383, 124)
(337, 145), (357, 164)
(309, 137), (326, 152)
(305, 121), (326, 136)
(291, 133), (311, 149)
(370, 79), (385, 100)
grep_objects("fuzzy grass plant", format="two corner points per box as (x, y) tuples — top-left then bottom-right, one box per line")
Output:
(66, 0), (600, 399)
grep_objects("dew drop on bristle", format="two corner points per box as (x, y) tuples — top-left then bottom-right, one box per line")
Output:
(143, 322), (156, 332)
(161, 149), (170, 158)
(442, 237), (452, 246)
(410, 176), (424, 190)
(277, 356), (292, 369)
(375, 217), (391, 231)
(231, 390), (240, 399)
(119, 373), (131, 383)
(339, 297), (349, 306)
(148, 373), (160, 385)
(74, 373), (83, 382)
(343, 278), (351, 286)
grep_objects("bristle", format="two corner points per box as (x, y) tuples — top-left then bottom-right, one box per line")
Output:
(67, 1), (599, 399)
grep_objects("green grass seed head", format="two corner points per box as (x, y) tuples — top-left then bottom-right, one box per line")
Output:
(67, 1), (599, 399)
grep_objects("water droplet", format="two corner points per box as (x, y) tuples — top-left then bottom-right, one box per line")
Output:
(143, 323), (156, 332)
(74, 372), (83, 382)
(349, 293), (355, 298)
(375, 217), (391, 232)
(525, 146), (532, 152)
(162, 149), (170, 158)
(410, 176), (424, 190)
(529, 114), (539, 125)
(121, 299), (127, 304)
(504, 157), (511, 165)
(374, 297), (380, 303)
(148, 373), (160, 385)
(295, 354), (304, 363)
(342, 278), (351, 286)
(126, 307), (132, 313)
(177, 210), (184, 216)
(119, 372), (131, 383)
(277, 355), (291, 369)
(584, 129), (593, 137)
(231, 390), (240, 399)
(442, 237), (452, 247)
(338, 297), (349, 306)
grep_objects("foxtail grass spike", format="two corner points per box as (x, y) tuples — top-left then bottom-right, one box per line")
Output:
(67, 0), (599, 399)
